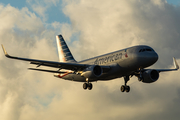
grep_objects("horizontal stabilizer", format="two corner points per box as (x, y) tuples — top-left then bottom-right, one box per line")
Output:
(28, 68), (67, 73)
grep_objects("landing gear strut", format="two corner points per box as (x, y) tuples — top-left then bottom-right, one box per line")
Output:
(121, 76), (130, 93)
(138, 68), (144, 81)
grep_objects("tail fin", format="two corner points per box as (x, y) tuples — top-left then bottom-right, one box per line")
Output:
(56, 35), (76, 63)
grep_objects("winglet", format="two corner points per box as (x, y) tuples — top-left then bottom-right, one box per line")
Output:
(1, 44), (9, 57)
(173, 57), (179, 70)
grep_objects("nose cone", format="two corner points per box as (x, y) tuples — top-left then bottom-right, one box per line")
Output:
(152, 52), (159, 64)
(144, 52), (158, 65)
(135, 51), (159, 68)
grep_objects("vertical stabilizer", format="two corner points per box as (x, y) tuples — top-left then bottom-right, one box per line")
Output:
(56, 35), (76, 62)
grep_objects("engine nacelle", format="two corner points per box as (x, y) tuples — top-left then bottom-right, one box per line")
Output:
(81, 65), (103, 79)
(142, 69), (159, 83)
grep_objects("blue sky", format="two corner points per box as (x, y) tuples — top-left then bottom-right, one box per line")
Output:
(0, 0), (70, 24)
(167, 0), (180, 5)
(1, 0), (178, 26)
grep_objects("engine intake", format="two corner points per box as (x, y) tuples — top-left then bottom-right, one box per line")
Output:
(142, 69), (159, 83)
(81, 65), (103, 79)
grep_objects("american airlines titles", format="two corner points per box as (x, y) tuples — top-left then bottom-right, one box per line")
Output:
(94, 53), (124, 65)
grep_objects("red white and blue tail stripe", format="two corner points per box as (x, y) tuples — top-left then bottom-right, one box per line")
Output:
(56, 35), (76, 63)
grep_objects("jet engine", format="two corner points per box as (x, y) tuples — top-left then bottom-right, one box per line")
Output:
(142, 69), (159, 83)
(81, 65), (103, 79)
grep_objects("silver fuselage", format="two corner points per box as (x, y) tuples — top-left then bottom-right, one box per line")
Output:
(59, 45), (158, 82)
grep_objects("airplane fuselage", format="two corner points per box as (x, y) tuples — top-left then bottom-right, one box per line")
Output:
(58, 45), (158, 82)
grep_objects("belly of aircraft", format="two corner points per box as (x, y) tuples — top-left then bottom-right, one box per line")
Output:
(58, 71), (125, 82)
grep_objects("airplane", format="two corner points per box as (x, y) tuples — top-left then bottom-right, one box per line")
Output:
(1, 35), (179, 93)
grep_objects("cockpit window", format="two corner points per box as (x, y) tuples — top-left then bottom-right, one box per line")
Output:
(146, 49), (152, 51)
(139, 48), (153, 52)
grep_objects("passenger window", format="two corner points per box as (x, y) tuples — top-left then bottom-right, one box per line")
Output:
(139, 49), (142, 52)
(142, 49), (145, 52)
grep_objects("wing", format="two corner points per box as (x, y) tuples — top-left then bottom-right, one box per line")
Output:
(155, 57), (179, 72)
(140, 57), (179, 73)
(2, 45), (89, 70)
(1, 45), (111, 72)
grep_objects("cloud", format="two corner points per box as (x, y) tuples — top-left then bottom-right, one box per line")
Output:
(26, 0), (61, 21)
(63, 0), (180, 66)
(1, 0), (180, 120)
(0, 4), (59, 120)
(62, 0), (180, 119)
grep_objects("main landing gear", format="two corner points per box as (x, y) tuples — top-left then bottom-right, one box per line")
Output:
(121, 76), (130, 93)
(83, 78), (93, 90)
(83, 83), (93, 90)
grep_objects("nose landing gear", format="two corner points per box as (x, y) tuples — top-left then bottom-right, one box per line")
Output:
(121, 76), (130, 93)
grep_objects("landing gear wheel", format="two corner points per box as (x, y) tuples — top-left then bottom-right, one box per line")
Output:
(83, 83), (88, 90)
(87, 83), (93, 90)
(121, 85), (126, 92)
(125, 86), (130, 93)
(120, 85), (130, 92)
(83, 83), (93, 90)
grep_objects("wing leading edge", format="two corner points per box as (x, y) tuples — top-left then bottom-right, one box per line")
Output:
(1, 45), (111, 73)
(2, 45), (88, 71)
(141, 57), (179, 73)
(156, 57), (179, 72)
